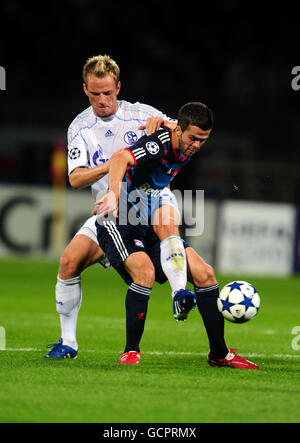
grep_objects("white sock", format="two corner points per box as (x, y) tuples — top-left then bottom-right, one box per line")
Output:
(160, 235), (187, 298)
(56, 275), (82, 350)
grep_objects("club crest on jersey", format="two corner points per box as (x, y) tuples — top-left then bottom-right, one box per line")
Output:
(146, 141), (159, 155)
(69, 147), (81, 160)
(93, 144), (109, 166)
(124, 131), (138, 145)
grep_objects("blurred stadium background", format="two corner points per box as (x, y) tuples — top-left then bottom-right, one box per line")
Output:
(0, 0), (299, 276)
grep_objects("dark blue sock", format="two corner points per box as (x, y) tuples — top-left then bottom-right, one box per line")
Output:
(124, 283), (151, 353)
(195, 284), (229, 359)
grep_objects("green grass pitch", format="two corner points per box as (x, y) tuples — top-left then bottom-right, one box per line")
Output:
(0, 256), (300, 423)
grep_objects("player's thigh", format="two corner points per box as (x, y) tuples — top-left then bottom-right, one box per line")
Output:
(185, 247), (217, 287)
(124, 251), (155, 287)
(59, 234), (104, 278)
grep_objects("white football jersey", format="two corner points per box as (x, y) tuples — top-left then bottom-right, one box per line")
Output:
(67, 100), (172, 201)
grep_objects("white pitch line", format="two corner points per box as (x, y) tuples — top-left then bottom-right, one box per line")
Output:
(1, 348), (300, 359)
(4, 347), (39, 352)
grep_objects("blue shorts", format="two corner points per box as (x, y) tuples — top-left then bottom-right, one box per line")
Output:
(96, 218), (189, 285)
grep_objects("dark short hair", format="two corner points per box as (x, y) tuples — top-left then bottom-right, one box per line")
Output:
(177, 102), (213, 132)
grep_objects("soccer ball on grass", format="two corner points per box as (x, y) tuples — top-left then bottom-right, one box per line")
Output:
(217, 281), (260, 323)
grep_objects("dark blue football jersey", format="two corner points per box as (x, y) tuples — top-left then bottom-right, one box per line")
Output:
(118, 129), (190, 225)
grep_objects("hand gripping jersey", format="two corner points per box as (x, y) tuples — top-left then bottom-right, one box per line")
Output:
(67, 100), (172, 201)
(118, 129), (191, 225)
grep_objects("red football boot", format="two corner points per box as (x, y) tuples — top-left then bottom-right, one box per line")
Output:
(207, 348), (259, 370)
(118, 351), (141, 365)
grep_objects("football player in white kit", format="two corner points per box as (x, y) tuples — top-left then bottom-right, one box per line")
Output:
(44, 54), (180, 359)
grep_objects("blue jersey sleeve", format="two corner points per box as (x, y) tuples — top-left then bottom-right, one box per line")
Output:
(125, 131), (165, 166)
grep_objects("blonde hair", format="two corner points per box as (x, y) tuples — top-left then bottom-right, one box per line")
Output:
(82, 54), (120, 85)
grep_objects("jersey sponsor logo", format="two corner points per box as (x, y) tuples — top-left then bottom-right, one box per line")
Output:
(145, 141), (160, 155)
(93, 144), (109, 166)
(69, 147), (81, 160)
(139, 182), (160, 197)
(124, 131), (138, 145)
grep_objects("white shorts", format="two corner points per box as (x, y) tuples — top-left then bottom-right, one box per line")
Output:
(75, 216), (110, 269)
(75, 187), (179, 243)
(75, 215), (99, 244)
(158, 188), (179, 212)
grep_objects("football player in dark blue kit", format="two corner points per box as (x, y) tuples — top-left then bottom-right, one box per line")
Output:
(94, 102), (259, 369)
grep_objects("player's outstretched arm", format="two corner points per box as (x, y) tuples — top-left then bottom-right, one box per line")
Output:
(69, 160), (111, 190)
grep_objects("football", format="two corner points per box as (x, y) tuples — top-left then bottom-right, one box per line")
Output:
(217, 281), (260, 323)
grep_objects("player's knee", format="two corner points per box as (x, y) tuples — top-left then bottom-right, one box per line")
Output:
(132, 262), (155, 287)
(206, 264), (217, 285)
(153, 206), (180, 240)
(154, 224), (179, 240)
(59, 253), (80, 279)
(193, 263), (217, 288)
(140, 264), (155, 287)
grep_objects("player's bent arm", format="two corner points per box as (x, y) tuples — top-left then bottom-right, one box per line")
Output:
(92, 150), (134, 218)
(69, 160), (111, 189)
(108, 150), (135, 200)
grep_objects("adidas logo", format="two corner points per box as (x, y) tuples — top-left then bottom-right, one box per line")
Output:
(105, 129), (114, 137)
